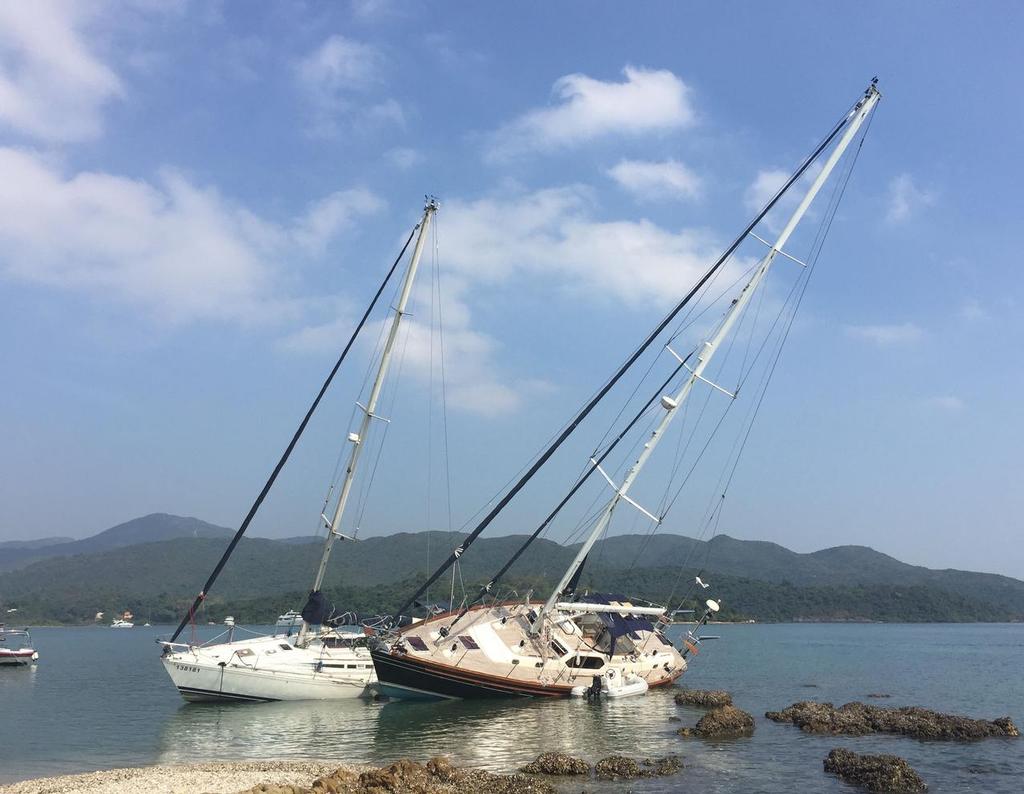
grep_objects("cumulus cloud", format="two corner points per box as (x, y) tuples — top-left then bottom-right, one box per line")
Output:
(386, 147), (421, 169)
(282, 186), (732, 415)
(488, 66), (695, 159)
(886, 173), (935, 224)
(295, 34), (402, 136)
(280, 274), (541, 417)
(924, 395), (965, 412)
(608, 159), (701, 201)
(744, 169), (789, 213)
(0, 147), (383, 324)
(438, 186), (724, 309)
(0, 1), (123, 142)
(293, 188), (385, 254)
(844, 322), (925, 346)
(959, 298), (990, 322)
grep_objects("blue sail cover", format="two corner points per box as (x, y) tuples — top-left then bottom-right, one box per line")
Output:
(300, 590), (414, 629)
(583, 592), (656, 655)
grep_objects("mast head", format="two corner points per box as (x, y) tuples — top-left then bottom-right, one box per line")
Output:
(424, 195), (440, 212)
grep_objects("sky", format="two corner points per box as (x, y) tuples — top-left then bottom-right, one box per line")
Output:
(1, 1), (1022, 580)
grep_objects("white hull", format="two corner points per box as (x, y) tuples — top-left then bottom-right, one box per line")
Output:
(161, 632), (375, 702)
(0, 649), (38, 666)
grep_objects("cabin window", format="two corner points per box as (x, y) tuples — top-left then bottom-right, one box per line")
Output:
(567, 655), (605, 670)
(279, 644), (292, 651)
(549, 639), (568, 657)
(459, 635), (480, 650)
(406, 636), (429, 652)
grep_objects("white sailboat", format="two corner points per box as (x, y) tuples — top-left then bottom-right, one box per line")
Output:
(371, 81), (882, 699)
(160, 199), (438, 702)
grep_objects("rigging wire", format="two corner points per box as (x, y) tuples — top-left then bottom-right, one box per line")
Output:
(169, 223), (420, 643)
(394, 91), (861, 622)
(667, 107), (875, 613)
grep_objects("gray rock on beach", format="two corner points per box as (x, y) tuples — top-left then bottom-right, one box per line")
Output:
(823, 748), (927, 792)
(677, 704), (755, 738)
(519, 753), (590, 775)
(765, 701), (1020, 740)
(674, 688), (733, 708)
(593, 755), (682, 779)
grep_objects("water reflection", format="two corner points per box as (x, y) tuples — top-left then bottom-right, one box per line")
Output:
(157, 689), (686, 773)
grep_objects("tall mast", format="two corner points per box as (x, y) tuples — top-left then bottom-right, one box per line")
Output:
(298, 198), (437, 643)
(533, 84), (880, 633)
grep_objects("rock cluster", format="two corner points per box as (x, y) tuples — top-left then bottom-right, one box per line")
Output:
(765, 701), (1020, 741)
(592, 755), (681, 779)
(237, 757), (555, 794)
(519, 753), (590, 776)
(823, 748), (927, 792)
(674, 688), (733, 708)
(677, 705), (755, 738)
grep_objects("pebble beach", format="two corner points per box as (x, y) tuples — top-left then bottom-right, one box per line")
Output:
(0, 761), (359, 794)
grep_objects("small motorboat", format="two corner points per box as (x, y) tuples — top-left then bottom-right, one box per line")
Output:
(0, 625), (38, 666)
(111, 610), (135, 628)
(571, 667), (650, 699)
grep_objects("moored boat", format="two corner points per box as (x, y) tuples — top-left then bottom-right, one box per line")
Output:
(0, 625), (38, 666)
(372, 80), (883, 700)
(159, 199), (438, 702)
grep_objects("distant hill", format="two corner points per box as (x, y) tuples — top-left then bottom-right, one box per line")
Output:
(0, 514), (232, 572)
(1, 514), (1022, 625)
(0, 537), (73, 551)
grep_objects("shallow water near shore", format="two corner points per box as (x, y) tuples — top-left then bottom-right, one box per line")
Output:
(2, 623), (1022, 792)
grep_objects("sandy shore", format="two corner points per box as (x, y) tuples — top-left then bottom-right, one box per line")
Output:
(0, 760), (363, 794)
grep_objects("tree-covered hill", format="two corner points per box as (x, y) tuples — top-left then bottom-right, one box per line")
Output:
(1, 514), (1022, 625)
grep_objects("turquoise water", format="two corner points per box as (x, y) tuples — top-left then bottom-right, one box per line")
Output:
(2, 623), (1022, 791)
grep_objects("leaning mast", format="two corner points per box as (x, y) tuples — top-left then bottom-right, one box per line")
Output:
(298, 198), (437, 644)
(532, 84), (881, 632)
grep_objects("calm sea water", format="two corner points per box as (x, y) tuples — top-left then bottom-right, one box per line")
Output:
(2, 623), (1022, 792)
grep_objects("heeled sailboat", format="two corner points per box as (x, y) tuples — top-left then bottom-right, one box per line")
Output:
(370, 81), (882, 699)
(159, 199), (438, 702)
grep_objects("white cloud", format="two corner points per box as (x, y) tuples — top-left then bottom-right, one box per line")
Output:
(386, 147), (421, 169)
(296, 34), (382, 93)
(488, 66), (695, 159)
(0, 2), (123, 142)
(281, 186), (728, 415)
(293, 188), (385, 254)
(280, 276), (539, 417)
(886, 173), (935, 224)
(959, 298), (990, 322)
(295, 34), (402, 136)
(744, 169), (789, 213)
(439, 186), (723, 309)
(0, 147), (383, 324)
(608, 159), (701, 201)
(844, 322), (925, 346)
(924, 395), (965, 412)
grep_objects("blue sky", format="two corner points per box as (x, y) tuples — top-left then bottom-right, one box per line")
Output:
(1, 1), (1021, 579)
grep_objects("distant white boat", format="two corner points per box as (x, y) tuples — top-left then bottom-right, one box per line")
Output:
(0, 625), (38, 665)
(111, 619), (134, 628)
(274, 610), (303, 632)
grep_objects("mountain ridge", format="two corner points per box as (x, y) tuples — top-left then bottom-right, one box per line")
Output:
(0, 514), (1021, 624)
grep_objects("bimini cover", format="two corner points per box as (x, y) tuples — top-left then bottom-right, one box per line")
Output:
(300, 590), (414, 630)
(584, 592), (656, 655)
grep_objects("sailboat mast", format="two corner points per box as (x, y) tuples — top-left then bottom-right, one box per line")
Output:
(299, 198), (437, 642)
(533, 85), (880, 632)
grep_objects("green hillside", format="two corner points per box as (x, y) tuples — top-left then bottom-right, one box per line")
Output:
(1, 515), (1022, 625)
